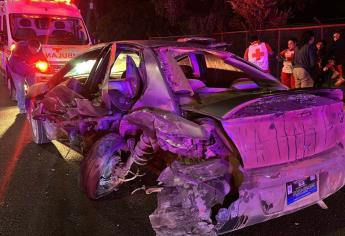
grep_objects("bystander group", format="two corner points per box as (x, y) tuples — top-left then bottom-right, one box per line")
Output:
(247, 30), (345, 89)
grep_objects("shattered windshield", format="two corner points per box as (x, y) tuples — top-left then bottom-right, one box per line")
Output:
(158, 47), (285, 94)
(10, 14), (89, 45)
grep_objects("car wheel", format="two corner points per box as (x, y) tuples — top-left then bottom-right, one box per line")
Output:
(27, 100), (50, 144)
(80, 133), (128, 200)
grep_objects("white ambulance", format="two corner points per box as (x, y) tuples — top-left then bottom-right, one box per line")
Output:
(0, 0), (91, 97)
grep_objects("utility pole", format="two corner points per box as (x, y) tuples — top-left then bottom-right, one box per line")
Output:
(86, 0), (98, 43)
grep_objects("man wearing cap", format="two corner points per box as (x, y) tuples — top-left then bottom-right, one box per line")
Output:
(8, 39), (44, 113)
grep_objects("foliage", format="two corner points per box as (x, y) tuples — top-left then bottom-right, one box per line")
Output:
(93, 0), (315, 40)
(96, 0), (173, 41)
(151, 0), (232, 34)
(228, 0), (293, 30)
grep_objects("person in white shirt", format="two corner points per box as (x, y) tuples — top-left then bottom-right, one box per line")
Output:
(244, 35), (274, 73)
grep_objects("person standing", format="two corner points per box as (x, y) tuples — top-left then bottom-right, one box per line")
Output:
(8, 39), (43, 113)
(293, 31), (317, 88)
(316, 40), (327, 69)
(328, 31), (345, 86)
(244, 35), (274, 73)
(314, 40), (328, 87)
(279, 38), (297, 88)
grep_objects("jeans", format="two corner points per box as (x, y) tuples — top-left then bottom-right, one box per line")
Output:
(11, 70), (35, 111)
(293, 68), (314, 88)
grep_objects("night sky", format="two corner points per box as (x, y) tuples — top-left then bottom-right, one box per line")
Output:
(292, 0), (345, 24)
(84, 0), (345, 24)
(75, 0), (345, 40)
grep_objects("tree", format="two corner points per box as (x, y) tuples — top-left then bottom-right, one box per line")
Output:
(228, 0), (293, 31)
(151, 0), (232, 34)
(96, 0), (173, 41)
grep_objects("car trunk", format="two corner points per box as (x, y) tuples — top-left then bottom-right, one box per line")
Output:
(221, 90), (345, 169)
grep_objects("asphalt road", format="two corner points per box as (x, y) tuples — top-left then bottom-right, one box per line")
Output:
(0, 78), (345, 236)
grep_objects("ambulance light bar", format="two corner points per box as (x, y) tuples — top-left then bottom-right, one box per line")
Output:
(30, 0), (72, 5)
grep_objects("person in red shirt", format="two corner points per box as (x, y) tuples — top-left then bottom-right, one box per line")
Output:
(279, 38), (297, 88)
(244, 35), (274, 73)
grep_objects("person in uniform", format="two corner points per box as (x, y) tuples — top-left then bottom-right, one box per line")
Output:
(244, 35), (274, 73)
(279, 38), (297, 88)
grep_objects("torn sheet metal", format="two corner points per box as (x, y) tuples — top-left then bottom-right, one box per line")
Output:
(132, 48), (178, 113)
(150, 159), (230, 236)
(151, 145), (345, 235)
(26, 82), (49, 98)
(156, 48), (194, 95)
(121, 109), (230, 159)
(122, 109), (207, 139)
(121, 109), (208, 158)
(75, 98), (109, 117)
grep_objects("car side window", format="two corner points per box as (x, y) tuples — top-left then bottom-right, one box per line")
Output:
(176, 52), (259, 90)
(63, 49), (101, 83)
(65, 59), (97, 80)
(203, 53), (260, 89)
(177, 55), (195, 79)
(110, 50), (141, 80)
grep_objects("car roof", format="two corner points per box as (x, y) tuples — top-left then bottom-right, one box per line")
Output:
(118, 40), (203, 48)
(91, 40), (223, 50)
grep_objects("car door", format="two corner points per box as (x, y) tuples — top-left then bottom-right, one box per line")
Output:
(82, 43), (114, 98)
(100, 44), (143, 112)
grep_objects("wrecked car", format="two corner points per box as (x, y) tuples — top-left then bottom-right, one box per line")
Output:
(26, 41), (345, 235)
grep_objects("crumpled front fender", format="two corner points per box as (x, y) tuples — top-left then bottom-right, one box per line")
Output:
(121, 109), (207, 139)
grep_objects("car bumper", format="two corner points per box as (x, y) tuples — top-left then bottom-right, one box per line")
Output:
(217, 144), (345, 234)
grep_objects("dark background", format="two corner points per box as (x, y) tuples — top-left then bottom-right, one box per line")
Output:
(75, 0), (345, 41)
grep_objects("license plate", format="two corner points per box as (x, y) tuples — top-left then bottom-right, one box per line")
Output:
(286, 175), (317, 205)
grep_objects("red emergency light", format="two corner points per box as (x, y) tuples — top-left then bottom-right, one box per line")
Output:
(35, 60), (49, 73)
(10, 43), (16, 52)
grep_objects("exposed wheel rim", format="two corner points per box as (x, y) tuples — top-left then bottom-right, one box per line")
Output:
(96, 155), (122, 197)
(81, 134), (127, 199)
